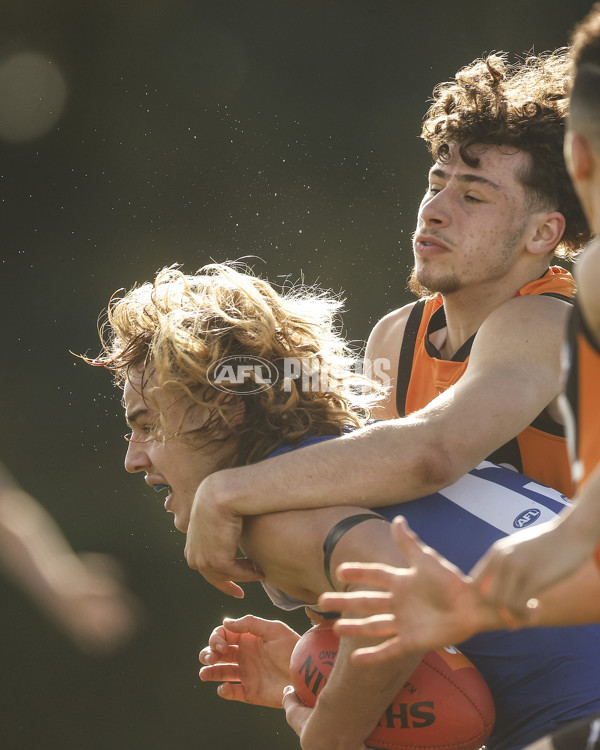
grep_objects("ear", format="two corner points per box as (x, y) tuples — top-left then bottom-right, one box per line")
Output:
(525, 212), (566, 257)
(564, 131), (595, 182)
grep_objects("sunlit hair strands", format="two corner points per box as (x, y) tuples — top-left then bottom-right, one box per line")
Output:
(84, 264), (384, 466)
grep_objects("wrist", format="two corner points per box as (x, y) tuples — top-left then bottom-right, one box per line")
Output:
(202, 466), (252, 518)
(300, 692), (368, 750)
(560, 504), (600, 551)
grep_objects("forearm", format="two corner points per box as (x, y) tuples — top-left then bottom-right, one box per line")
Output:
(299, 636), (423, 750)
(206, 417), (460, 519)
(459, 559), (600, 632)
(530, 559), (600, 626)
(0, 487), (87, 608)
(563, 467), (600, 547)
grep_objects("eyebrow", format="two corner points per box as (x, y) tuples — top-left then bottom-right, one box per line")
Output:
(429, 167), (503, 192)
(125, 407), (151, 427)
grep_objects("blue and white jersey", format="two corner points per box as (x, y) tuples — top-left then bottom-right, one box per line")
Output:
(264, 435), (600, 750)
(373, 460), (570, 573)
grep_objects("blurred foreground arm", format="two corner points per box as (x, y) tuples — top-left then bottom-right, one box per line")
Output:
(470, 465), (600, 616)
(0, 463), (139, 654)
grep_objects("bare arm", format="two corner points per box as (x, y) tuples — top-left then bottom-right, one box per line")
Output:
(0, 464), (139, 654)
(216, 507), (424, 750)
(185, 295), (569, 592)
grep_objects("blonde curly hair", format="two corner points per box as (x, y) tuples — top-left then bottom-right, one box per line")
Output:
(85, 264), (382, 465)
(420, 49), (589, 261)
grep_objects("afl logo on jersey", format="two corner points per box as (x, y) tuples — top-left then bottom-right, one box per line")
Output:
(513, 509), (541, 529)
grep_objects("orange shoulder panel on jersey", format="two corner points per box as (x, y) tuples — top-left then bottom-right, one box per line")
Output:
(396, 266), (575, 497)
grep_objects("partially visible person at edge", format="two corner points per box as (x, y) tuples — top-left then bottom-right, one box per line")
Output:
(181, 47), (590, 601)
(0, 461), (139, 654)
(87, 263), (600, 750)
(317, 8), (600, 749)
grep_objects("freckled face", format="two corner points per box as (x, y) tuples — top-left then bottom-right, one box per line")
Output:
(413, 143), (535, 295)
(123, 372), (226, 533)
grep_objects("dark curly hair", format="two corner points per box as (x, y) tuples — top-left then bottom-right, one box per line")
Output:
(421, 50), (590, 260)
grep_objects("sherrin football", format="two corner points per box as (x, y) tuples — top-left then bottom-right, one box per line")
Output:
(289, 620), (495, 750)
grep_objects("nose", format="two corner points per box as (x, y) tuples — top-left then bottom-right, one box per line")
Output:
(124, 439), (151, 474)
(419, 189), (451, 228)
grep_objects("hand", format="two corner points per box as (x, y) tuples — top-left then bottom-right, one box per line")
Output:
(282, 686), (314, 741)
(471, 511), (598, 616)
(184, 474), (264, 598)
(49, 553), (140, 655)
(199, 615), (300, 708)
(318, 517), (500, 663)
(282, 688), (368, 750)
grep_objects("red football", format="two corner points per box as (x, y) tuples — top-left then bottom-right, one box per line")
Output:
(289, 620), (495, 750)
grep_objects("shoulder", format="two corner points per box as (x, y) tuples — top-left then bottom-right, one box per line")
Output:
(365, 300), (423, 367)
(367, 301), (421, 346)
(365, 301), (424, 417)
(463, 294), (569, 413)
(475, 293), (572, 351)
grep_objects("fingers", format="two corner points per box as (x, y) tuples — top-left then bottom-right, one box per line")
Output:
(390, 516), (426, 563)
(349, 636), (407, 665)
(333, 614), (397, 639)
(199, 622), (243, 666)
(184, 546), (264, 581)
(472, 552), (531, 617)
(220, 614), (285, 637)
(199, 642), (239, 665)
(335, 562), (398, 588)
(187, 558), (265, 598)
(318, 590), (394, 615)
(203, 576), (246, 598)
(199, 663), (241, 683)
(216, 682), (247, 702)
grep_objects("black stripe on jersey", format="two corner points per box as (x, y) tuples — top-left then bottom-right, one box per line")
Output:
(395, 299), (426, 417)
(423, 306), (476, 362)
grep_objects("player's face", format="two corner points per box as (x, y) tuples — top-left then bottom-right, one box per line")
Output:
(123, 370), (227, 533)
(413, 143), (536, 295)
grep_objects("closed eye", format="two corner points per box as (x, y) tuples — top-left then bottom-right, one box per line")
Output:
(124, 424), (156, 442)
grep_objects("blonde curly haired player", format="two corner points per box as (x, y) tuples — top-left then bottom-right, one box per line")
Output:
(92, 263), (378, 467)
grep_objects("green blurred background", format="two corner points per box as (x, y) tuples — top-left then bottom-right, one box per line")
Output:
(0, 1), (593, 748)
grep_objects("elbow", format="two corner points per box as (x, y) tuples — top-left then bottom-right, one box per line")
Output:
(416, 443), (462, 493)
